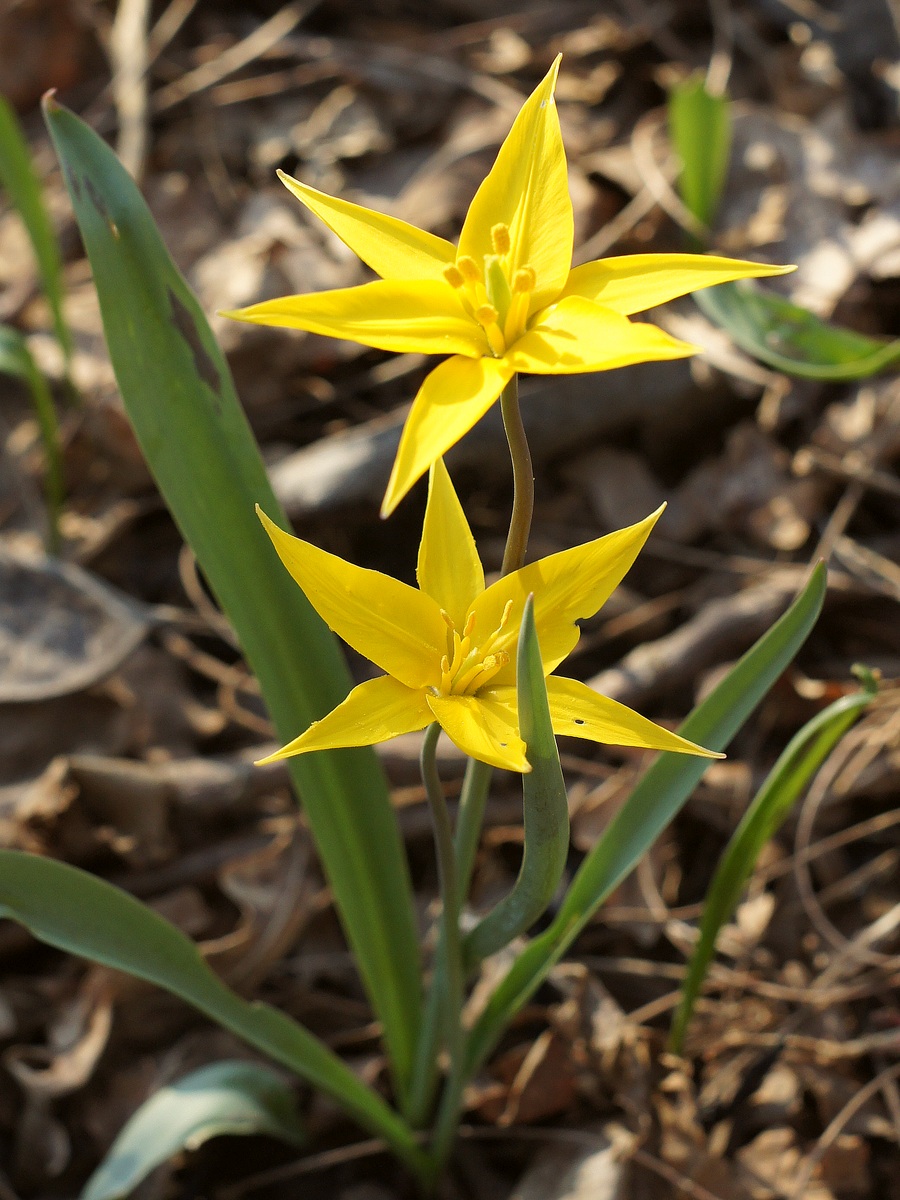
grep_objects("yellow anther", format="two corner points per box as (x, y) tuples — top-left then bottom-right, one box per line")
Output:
(499, 599), (514, 629)
(475, 303), (499, 327)
(457, 256), (482, 284)
(463, 612), (477, 638)
(440, 654), (450, 674)
(443, 264), (465, 289)
(491, 223), (511, 255)
(512, 266), (536, 293)
(440, 608), (455, 630)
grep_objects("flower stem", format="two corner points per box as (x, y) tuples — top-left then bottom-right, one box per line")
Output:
(499, 374), (533, 576)
(418, 722), (464, 1182)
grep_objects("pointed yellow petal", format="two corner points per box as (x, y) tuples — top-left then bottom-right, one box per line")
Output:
(278, 170), (456, 281)
(382, 354), (514, 516)
(417, 459), (484, 629)
(255, 675), (432, 763)
(257, 507), (446, 690)
(426, 692), (529, 772)
(472, 508), (665, 683)
(508, 296), (699, 374)
(560, 254), (796, 315)
(458, 55), (573, 312)
(223, 280), (487, 357)
(546, 676), (722, 757)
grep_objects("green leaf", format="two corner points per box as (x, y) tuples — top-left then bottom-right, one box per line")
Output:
(81, 1060), (304, 1200)
(0, 851), (426, 1177)
(465, 563), (827, 1073)
(463, 595), (569, 966)
(0, 323), (63, 552)
(42, 96), (421, 1097)
(668, 74), (731, 230)
(695, 281), (900, 380)
(669, 667), (877, 1053)
(0, 95), (73, 366)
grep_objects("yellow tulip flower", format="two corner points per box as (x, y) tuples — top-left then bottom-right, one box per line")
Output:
(256, 459), (720, 773)
(224, 56), (792, 516)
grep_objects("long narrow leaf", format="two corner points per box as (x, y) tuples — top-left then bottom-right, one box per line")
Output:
(82, 1060), (305, 1200)
(465, 563), (827, 1072)
(668, 74), (731, 230)
(42, 96), (421, 1094)
(669, 668), (876, 1052)
(696, 281), (900, 380)
(0, 96), (73, 366)
(0, 850), (426, 1176)
(0, 323), (63, 551)
(463, 595), (569, 966)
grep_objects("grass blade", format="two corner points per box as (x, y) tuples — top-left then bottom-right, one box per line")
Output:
(0, 850), (426, 1176)
(0, 96), (73, 368)
(82, 1060), (305, 1200)
(669, 667), (877, 1053)
(42, 95), (421, 1096)
(465, 563), (827, 1073)
(0, 323), (63, 552)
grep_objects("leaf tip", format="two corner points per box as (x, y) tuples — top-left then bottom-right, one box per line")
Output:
(41, 89), (61, 115)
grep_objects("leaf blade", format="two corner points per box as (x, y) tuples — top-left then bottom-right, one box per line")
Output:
(696, 281), (900, 380)
(465, 563), (828, 1072)
(669, 671), (876, 1052)
(41, 96), (421, 1094)
(0, 850), (425, 1174)
(81, 1060), (304, 1200)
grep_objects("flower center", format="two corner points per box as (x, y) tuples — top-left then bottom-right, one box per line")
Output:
(443, 223), (536, 356)
(435, 601), (514, 696)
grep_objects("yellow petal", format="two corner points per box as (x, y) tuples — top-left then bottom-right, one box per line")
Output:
(471, 508), (665, 683)
(257, 507), (446, 690)
(560, 254), (796, 315)
(426, 692), (529, 772)
(278, 170), (456, 281)
(382, 354), (514, 516)
(417, 458), (484, 629)
(545, 676), (722, 757)
(255, 675), (432, 763)
(457, 56), (573, 313)
(223, 280), (487, 358)
(508, 296), (698, 374)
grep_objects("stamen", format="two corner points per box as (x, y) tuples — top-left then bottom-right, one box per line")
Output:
(443, 264), (465, 289)
(463, 612), (477, 638)
(440, 655), (450, 674)
(439, 608), (455, 630)
(491, 223), (511, 255)
(457, 256), (482, 284)
(499, 599), (514, 629)
(512, 266), (536, 293)
(475, 303), (499, 327)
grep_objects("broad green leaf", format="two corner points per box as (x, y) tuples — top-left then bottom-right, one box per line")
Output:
(465, 563), (827, 1073)
(696, 281), (900, 380)
(463, 595), (569, 966)
(669, 668), (876, 1052)
(0, 851), (426, 1177)
(0, 96), (73, 366)
(82, 1060), (304, 1200)
(42, 97), (421, 1099)
(0, 323), (63, 552)
(668, 74), (731, 230)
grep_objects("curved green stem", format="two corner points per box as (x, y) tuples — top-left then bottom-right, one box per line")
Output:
(500, 375), (533, 576)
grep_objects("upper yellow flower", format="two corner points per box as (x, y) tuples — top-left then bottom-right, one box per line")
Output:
(224, 56), (792, 516)
(255, 459), (720, 773)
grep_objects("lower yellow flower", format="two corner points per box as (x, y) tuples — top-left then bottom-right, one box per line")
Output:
(256, 460), (720, 773)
